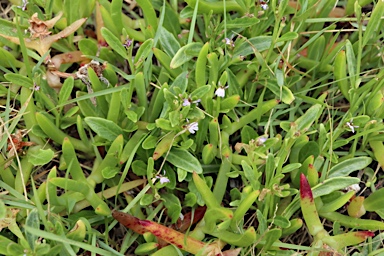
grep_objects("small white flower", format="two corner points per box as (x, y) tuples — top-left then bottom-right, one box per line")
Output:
(260, 0), (269, 10)
(33, 83), (40, 91)
(224, 38), (235, 47)
(156, 175), (170, 185)
(18, 0), (28, 11)
(182, 97), (201, 107)
(256, 135), (268, 146)
(215, 87), (226, 98)
(187, 122), (199, 134)
(261, 3), (268, 10)
(346, 119), (359, 133)
(158, 176), (170, 184)
(345, 184), (360, 193)
(182, 98), (191, 106)
(179, 213), (184, 221)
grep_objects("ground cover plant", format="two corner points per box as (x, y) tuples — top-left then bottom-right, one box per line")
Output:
(0, 0), (384, 255)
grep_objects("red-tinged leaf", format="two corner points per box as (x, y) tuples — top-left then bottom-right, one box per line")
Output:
(138, 219), (206, 254)
(172, 206), (207, 232)
(300, 174), (325, 237)
(347, 196), (366, 218)
(300, 173), (313, 201)
(322, 231), (375, 250)
(112, 211), (147, 234)
(222, 248), (241, 256)
(356, 231), (375, 239)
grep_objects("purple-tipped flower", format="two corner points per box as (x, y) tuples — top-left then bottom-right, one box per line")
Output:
(156, 170), (170, 184)
(256, 135), (268, 146)
(33, 83), (40, 91)
(182, 98), (191, 106)
(158, 176), (170, 184)
(224, 38), (235, 47)
(123, 38), (133, 48)
(182, 97), (201, 107)
(260, 0), (269, 10)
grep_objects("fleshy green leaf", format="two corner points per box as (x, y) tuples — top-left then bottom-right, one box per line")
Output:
(28, 148), (55, 166)
(84, 117), (123, 141)
(167, 148), (203, 174)
(101, 27), (128, 59)
(328, 157), (372, 178)
(170, 42), (203, 69)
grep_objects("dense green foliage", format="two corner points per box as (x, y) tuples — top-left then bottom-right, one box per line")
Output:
(0, 0), (384, 255)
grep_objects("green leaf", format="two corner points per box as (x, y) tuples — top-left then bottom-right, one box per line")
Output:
(362, 0), (384, 47)
(263, 228), (282, 251)
(111, 0), (123, 34)
(101, 167), (120, 179)
(299, 141), (320, 163)
(169, 71), (188, 94)
(132, 160), (147, 176)
(328, 157), (372, 178)
(0, 47), (21, 68)
(134, 38), (154, 68)
(211, 227), (256, 247)
(265, 80), (295, 104)
(287, 104), (322, 137)
(142, 135), (158, 149)
(184, 192), (197, 207)
(242, 161), (261, 190)
(190, 85), (211, 100)
(78, 38), (98, 56)
(25, 210), (39, 250)
(159, 27), (180, 57)
(270, 216), (290, 228)
(312, 177), (360, 197)
(226, 17), (259, 28)
(84, 117), (123, 141)
(167, 148), (203, 174)
(364, 188), (384, 211)
(276, 32), (299, 43)
(59, 77), (74, 106)
(234, 36), (273, 57)
(101, 27), (128, 59)
(0, 18), (17, 37)
(5, 73), (33, 88)
(170, 42), (203, 69)
(28, 148), (54, 166)
(161, 193), (182, 223)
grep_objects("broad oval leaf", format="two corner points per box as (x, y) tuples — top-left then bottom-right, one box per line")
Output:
(167, 148), (203, 174)
(5, 73), (33, 88)
(328, 157), (372, 178)
(234, 36), (273, 57)
(190, 84), (211, 99)
(84, 117), (123, 141)
(170, 42), (203, 69)
(276, 32), (299, 43)
(364, 187), (384, 211)
(266, 80), (295, 104)
(59, 77), (74, 105)
(226, 17), (259, 28)
(312, 177), (360, 197)
(159, 27), (180, 57)
(78, 38), (98, 56)
(134, 38), (154, 66)
(101, 27), (128, 59)
(28, 148), (54, 166)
